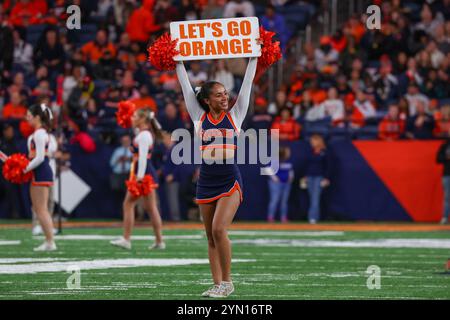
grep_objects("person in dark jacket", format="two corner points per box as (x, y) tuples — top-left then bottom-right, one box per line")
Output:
(301, 134), (331, 224)
(0, 12), (13, 74)
(0, 124), (23, 218)
(436, 136), (450, 224)
(405, 101), (435, 139)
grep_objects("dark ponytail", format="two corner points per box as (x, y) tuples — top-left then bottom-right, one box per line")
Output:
(29, 104), (53, 131)
(195, 81), (222, 113)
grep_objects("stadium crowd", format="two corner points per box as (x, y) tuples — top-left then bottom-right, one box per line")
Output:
(0, 0), (449, 221)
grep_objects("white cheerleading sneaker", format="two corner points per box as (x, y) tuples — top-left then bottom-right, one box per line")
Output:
(110, 237), (131, 250)
(208, 281), (234, 298)
(201, 284), (220, 297)
(33, 241), (57, 252)
(149, 242), (166, 250)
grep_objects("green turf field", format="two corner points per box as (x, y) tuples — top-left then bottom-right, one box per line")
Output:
(0, 226), (449, 300)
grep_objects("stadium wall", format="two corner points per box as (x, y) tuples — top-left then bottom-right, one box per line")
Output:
(0, 140), (443, 222)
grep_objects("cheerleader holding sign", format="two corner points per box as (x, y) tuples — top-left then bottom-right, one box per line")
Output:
(148, 17), (281, 298)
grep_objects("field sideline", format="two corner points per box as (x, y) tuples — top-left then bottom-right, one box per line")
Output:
(0, 221), (449, 300)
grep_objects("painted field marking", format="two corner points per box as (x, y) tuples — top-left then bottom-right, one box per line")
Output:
(233, 238), (450, 249)
(0, 258), (255, 274)
(229, 231), (345, 236)
(33, 235), (203, 241)
(0, 240), (21, 246)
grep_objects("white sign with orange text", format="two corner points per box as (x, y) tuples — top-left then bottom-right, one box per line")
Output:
(170, 17), (261, 61)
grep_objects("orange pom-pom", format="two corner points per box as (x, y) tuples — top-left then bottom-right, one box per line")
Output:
(147, 33), (179, 71)
(2, 154), (33, 184)
(126, 175), (158, 198)
(116, 100), (136, 129)
(126, 178), (141, 198)
(257, 27), (282, 71)
(139, 175), (159, 196)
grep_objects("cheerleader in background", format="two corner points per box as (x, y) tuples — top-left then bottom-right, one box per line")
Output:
(110, 108), (165, 250)
(25, 104), (57, 251)
(31, 132), (57, 236)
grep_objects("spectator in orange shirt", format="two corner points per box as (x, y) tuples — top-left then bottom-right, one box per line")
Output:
(2, 91), (27, 119)
(434, 105), (450, 138)
(9, 0), (47, 27)
(271, 108), (301, 141)
(131, 85), (157, 112)
(81, 30), (117, 64)
(378, 104), (405, 140)
(126, 0), (161, 46)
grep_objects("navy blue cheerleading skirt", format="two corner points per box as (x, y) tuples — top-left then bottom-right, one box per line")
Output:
(196, 162), (243, 204)
(133, 159), (159, 185)
(32, 157), (54, 187)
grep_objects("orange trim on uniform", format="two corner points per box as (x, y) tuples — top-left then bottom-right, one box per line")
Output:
(32, 181), (54, 187)
(31, 172), (53, 187)
(207, 111), (226, 125)
(196, 181), (243, 204)
(199, 144), (237, 150)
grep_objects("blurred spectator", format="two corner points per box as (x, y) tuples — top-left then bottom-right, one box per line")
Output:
(12, 29), (33, 74)
(179, 0), (201, 21)
(378, 104), (405, 140)
(422, 68), (447, 99)
(9, 0), (47, 27)
(187, 62), (208, 87)
(201, 0), (225, 19)
(0, 124), (22, 218)
(405, 83), (430, 116)
(210, 60), (234, 94)
(109, 134), (133, 199)
(415, 3), (444, 37)
(320, 87), (344, 124)
(271, 107), (301, 141)
(0, 11), (13, 74)
(425, 40), (445, 69)
(434, 105), (450, 138)
(260, 4), (290, 52)
(2, 91), (27, 119)
(245, 97), (272, 131)
(353, 90), (376, 120)
(62, 65), (85, 103)
(126, 0), (160, 45)
(437, 137), (450, 224)
(34, 28), (65, 75)
(314, 36), (339, 72)
(265, 146), (294, 223)
(130, 85), (158, 112)
(373, 58), (399, 107)
(161, 132), (181, 221)
(405, 101), (435, 139)
(154, 0), (181, 29)
(301, 134), (331, 224)
(223, 0), (254, 18)
(180, 166), (200, 221)
(158, 102), (185, 132)
(81, 29), (117, 64)
(268, 89), (289, 116)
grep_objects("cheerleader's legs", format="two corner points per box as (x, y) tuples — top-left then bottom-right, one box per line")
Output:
(200, 201), (222, 285)
(122, 191), (136, 240)
(212, 191), (240, 283)
(143, 190), (163, 245)
(29, 185), (54, 242)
